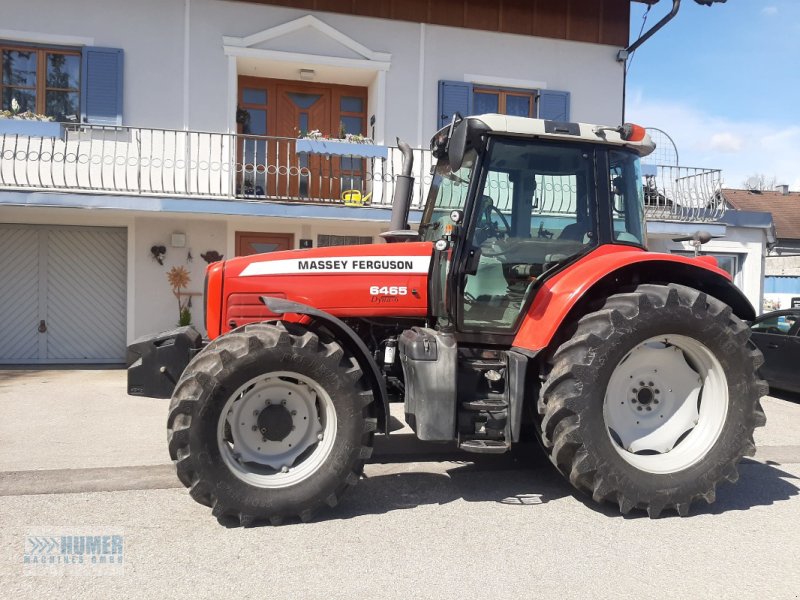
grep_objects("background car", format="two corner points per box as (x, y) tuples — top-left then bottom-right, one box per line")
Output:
(750, 309), (800, 394)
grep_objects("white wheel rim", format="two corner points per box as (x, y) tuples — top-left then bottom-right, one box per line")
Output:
(603, 335), (728, 474)
(217, 371), (337, 489)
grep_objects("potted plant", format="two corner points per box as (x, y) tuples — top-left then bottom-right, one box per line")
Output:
(295, 127), (388, 159)
(0, 98), (63, 138)
(167, 266), (193, 327)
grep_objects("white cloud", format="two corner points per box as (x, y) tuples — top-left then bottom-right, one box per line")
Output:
(762, 6), (778, 16)
(627, 91), (800, 190)
(709, 132), (743, 153)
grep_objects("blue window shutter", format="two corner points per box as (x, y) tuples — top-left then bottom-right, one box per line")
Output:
(437, 80), (473, 129)
(81, 47), (124, 125)
(538, 90), (570, 122)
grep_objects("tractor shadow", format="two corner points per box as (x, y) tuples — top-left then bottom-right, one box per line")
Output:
(219, 436), (799, 527)
(331, 441), (571, 521)
(568, 458), (800, 520)
(336, 432), (800, 522)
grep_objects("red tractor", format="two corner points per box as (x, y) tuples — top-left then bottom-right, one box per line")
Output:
(128, 115), (766, 525)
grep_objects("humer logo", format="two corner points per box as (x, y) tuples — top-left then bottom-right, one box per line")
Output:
(23, 528), (125, 576)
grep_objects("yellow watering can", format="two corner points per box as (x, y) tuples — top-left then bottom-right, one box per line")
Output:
(342, 189), (372, 206)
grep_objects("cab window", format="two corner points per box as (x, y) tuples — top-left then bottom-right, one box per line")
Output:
(609, 150), (646, 246)
(752, 314), (798, 335)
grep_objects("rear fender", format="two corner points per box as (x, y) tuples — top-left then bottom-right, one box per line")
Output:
(512, 246), (755, 353)
(261, 297), (390, 434)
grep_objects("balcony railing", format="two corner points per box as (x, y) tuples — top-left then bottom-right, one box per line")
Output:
(0, 124), (434, 209)
(643, 165), (725, 223)
(0, 124), (726, 225)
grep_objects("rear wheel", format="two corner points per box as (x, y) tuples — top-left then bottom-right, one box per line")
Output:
(167, 322), (376, 526)
(538, 284), (767, 517)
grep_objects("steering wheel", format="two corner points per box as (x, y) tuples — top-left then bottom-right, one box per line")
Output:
(475, 196), (511, 244)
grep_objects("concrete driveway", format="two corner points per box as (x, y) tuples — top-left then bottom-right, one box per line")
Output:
(1, 369), (799, 599)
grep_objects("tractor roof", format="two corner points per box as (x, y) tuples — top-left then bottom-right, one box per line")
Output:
(468, 114), (656, 157)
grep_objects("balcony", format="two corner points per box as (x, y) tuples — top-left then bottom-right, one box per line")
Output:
(0, 124), (433, 209)
(0, 124), (726, 225)
(643, 165), (726, 223)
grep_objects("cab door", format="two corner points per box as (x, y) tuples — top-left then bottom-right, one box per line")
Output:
(453, 138), (599, 336)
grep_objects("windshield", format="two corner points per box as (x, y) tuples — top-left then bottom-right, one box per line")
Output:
(419, 150), (477, 242)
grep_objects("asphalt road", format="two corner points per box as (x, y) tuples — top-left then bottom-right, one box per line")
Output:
(1, 370), (799, 599)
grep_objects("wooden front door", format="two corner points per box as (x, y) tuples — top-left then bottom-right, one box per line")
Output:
(275, 85), (331, 199)
(237, 77), (368, 201)
(235, 232), (294, 257)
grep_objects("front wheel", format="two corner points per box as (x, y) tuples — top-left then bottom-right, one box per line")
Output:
(538, 284), (767, 517)
(167, 322), (376, 526)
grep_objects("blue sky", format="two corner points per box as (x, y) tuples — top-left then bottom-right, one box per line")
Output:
(626, 0), (800, 190)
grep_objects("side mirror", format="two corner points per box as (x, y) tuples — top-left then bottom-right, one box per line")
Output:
(448, 118), (468, 172)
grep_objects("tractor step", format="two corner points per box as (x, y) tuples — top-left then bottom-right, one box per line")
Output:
(459, 439), (510, 454)
(461, 398), (507, 411)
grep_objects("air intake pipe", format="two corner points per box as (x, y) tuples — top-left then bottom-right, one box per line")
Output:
(381, 138), (418, 242)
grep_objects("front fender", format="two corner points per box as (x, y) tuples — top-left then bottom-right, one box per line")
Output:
(261, 297), (390, 434)
(513, 245), (755, 353)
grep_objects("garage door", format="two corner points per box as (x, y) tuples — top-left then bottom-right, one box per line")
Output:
(0, 224), (127, 364)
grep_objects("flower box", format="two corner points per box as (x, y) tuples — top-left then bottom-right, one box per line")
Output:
(295, 138), (388, 159)
(0, 118), (63, 138)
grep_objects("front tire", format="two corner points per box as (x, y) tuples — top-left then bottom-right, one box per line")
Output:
(538, 284), (767, 517)
(167, 322), (376, 526)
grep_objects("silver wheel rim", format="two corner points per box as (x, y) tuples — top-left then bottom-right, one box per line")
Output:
(217, 371), (337, 488)
(603, 335), (728, 475)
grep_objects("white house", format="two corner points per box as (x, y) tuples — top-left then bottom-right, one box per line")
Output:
(3, 0), (761, 364)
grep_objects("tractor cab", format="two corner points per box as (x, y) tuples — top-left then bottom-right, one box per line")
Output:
(415, 115), (653, 337)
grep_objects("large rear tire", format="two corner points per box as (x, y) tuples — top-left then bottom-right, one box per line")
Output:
(538, 284), (767, 517)
(167, 322), (375, 526)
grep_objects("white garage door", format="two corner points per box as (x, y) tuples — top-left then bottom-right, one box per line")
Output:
(0, 224), (127, 363)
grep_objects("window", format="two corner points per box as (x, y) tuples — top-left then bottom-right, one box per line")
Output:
(751, 314), (798, 335)
(672, 251), (743, 286)
(473, 87), (535, 117)
(438, 80), (570, 128)
(338, 95), (364, 136)
(1, 44), (81, 121)
(419, 152), (477, 243)
(317, 235), (373, 247)
(609, 150), (646, 246)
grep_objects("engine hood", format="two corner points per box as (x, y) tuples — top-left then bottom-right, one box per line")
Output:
(219, 241), (434, 333)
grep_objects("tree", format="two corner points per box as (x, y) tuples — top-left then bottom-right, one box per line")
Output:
(742, 173), (778, 192)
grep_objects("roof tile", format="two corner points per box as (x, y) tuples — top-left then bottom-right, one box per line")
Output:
(722, 188), (800, 240)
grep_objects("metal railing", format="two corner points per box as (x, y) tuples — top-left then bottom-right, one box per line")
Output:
(0, 124), (434, 208)
(0, 125), (726, 224)
(644, 166), (725, 223)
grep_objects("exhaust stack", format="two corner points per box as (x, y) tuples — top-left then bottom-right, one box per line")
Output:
(380, 139), (419, 243)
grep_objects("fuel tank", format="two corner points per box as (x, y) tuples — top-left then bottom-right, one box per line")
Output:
(218, 241), (433, 333)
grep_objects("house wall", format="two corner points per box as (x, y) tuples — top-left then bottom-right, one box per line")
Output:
(766, 253), (800, 276)
(3, 0), (625, 146)
(648, 227), (767, 313)
(131, 215), (227, 337)
(2, 0), (185, 129)
(195, 0), (626, 143)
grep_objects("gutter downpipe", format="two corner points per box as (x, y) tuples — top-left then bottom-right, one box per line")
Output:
(619, 0), (682, 123)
